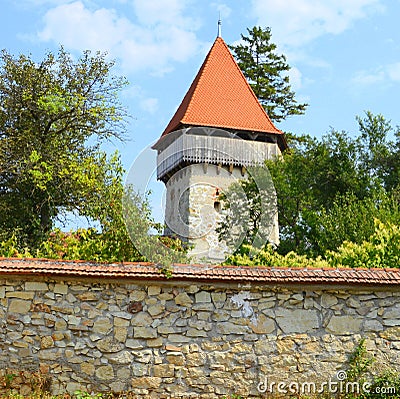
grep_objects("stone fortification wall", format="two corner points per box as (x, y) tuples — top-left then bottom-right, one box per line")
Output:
(0, 276), (400, 398)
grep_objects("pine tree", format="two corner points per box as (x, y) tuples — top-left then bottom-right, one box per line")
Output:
(229, 26), (308, 122)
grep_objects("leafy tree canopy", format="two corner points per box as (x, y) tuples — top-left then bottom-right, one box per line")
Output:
(0, 47), (128, 244)
(219, 112), (400, 259)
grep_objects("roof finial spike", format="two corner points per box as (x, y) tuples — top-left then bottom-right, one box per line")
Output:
(217, 13), (222, 37)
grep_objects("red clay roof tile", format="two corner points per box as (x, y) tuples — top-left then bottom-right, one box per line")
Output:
(159, 37), (283, 139)
(0, 258), (400, 286)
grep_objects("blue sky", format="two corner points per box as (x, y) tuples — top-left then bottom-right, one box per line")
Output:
(1, 0), (400, 224)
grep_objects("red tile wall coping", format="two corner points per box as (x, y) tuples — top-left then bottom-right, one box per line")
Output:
(0, 258), (399, 285)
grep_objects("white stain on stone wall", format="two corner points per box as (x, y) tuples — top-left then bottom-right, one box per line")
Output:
(230, 291), (257, 323)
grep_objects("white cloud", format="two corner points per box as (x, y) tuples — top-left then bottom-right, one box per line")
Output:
(287, 67), (303, 91)
(251, 0), (384, 48)
(16, 0), (72, 5)
(37, 0), (203, 76)
(352, 68), (385, 85)
(140, 97), (159, 114)
(38, 2), (131, 51)
(352, 62), (400, 86)
(122, 85), (158, 115)
(386, 62), (400, 82)
(211, 2), (232, 18)
(132, 0), (199, 28)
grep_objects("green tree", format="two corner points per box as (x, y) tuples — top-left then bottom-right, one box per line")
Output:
(217, 166), (277, 252)
(229, 26), (308, 122)
(219, 112), (400, 257)
(327, 219), (400, 270)
(306, 190), (400, 256)
(0, 47), (128, 244)
(357, 111), (400, 191)
(272, 116), (400, 255)
(0, 182), (189, 271)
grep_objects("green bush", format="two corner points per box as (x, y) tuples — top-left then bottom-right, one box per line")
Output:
(225, 219), (400, 270)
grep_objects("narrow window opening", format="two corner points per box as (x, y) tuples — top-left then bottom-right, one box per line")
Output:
(214, 188), (221, 212)
(214, 201), (221, 212)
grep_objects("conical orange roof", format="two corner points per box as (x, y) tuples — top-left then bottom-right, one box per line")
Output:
(157, 36), (284, 142)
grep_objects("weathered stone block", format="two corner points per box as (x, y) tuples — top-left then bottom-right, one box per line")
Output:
(186, 352), (206, 367)
(8, 331), (23, 340)
(41, 336), (54, 349)
(131, 377), (162, 389)
(158, 325), (176, 334)
(153, 364), (175, 377)
(93, 318), (112, 334)
(166, 353), (185, 366)
(326, 315), (362, 334)
(346, 297), (361, 308)
(192, 303), (214, 311)
(9, 299), (31, 313)
(51, 305), (74, 314)
(54, 319), (67, 330)
(134, 327), (157, 339)
(109, 381), (127, 392)
(25, 282), (48, 291)
(148, 286), (161, 296)
(52, 332), (64, 341)
(96, 337), (124, 353)
(159, 292), (174, 300)
(131, 312), (153, 327)
(114, 317), (129, 327)
(211, 310), (230, 322)
(13, 341), (29, 348)
(126, 339), (144, 349)
(129, 290), (146, 301)
(186, 328), (208, 338)
(67, 315), (81, 326)
(134, 349), (153, 365)
(76, 292), (98, 301)
(95, 365), (114, 380)
(114, 327), (128, 343)
(254, 339), (274, 356)
(117, 367), (131, 380)
(275, 309), (319, 334)
(145, 297), (157, 305)
(6, 292), (35, 300)
(382, 319), (400, 327)
(195, 291), (211, 303)
(148, 304), (165, 316)
(382, 309), (400, 319)
(108, 351), (133, 364)
(380, 326), (400, 340)
(111, 311), (132, 320)
(167, 334), (191, 343)
(18, 347), (31, 357)
(211, 292), (227, 303)
(321, 294), (338, 308)
(147, 337), (163, 347)
(250, 314), (275, 334)
(175, 292), (193, 306)
(37, 349), (60, 361)
(165, 344), (182, 352)
(216, 322), (249, 335)
(364, 319), (383, 332)
(66, 383), (81, 393)
(53, 284), (68, 295)
(80, 362), (95, 376)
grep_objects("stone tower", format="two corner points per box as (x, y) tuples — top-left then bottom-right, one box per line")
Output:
(153, 36), (287, 261)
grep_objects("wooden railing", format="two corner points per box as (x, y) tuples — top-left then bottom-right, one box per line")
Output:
(156, 133), (280, 180)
